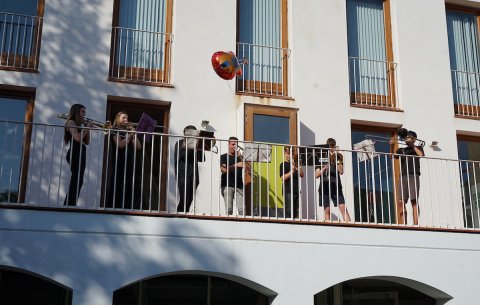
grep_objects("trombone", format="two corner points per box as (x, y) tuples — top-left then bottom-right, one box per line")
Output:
(56, 113), (112, 129)
(365, 134), (425, 147)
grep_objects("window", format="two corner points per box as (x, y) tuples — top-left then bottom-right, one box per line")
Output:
(109, 0), (173, 85)
(0, 266), (72, 305)
(315, 278), (438, 305)
(347, 0), (396, 108)
(457, 135), (480, 228)
(351, 125), (396, 224)
(244, 104), (297, 216)
(237, 0), (290, 97)
(0, 90), (34, 203)
(0, 0), (44, 71)
(113, 274), (270, 305)
(446, 7), (480, 117)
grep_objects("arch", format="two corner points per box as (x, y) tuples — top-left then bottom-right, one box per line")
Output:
(314, 275), (452, 305)
(0, 265), (72, 305)
(113, 270), (277, 305)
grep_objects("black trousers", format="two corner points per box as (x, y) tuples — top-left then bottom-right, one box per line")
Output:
(177, 176), (197, 212)
(64, 143), (86, 206)
(284, 192), (299, 218)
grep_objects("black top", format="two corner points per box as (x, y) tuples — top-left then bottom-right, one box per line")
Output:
(280, 161), (300, 195)
(220, 153), (243, 188)
(174, 140), (205, 185)
(395, 146), (424, 176)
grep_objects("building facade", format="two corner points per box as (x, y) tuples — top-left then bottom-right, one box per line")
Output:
(1, 0), (480, 304)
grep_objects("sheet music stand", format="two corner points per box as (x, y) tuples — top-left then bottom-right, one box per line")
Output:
(299, 144), (329, 166)
(242, 144), (272, 163)
(353, 139), (376, 162)
(136, 112), (157, 142)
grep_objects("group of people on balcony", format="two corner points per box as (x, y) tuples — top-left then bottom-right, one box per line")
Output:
(62, 105), (425, 225)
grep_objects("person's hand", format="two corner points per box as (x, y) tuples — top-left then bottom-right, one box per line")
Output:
(85, 120), (94, 128)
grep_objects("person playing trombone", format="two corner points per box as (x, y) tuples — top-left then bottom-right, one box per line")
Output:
(63, 104), (93, 206)
(220, 137), (244, 216)
(106, 111), (141, 209)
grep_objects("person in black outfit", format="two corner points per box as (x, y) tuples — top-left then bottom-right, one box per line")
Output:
(64, 104), (93, 206)
(393, 130), (424, 225)
(175, 125), (205, 213)
(106, 111), (141, 209)
(280, 146), (304, 218)
(220, 137), (244, 215)
(315, 138), (351, 222)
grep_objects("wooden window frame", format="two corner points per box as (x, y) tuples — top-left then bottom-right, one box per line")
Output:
(244, 104), (297, 144)
(447, 4), (480, 118)
(0, 0), (44, 72)
(108, 0), (173, 86)
(0, 88), (35, 203)
(349, 0), (397, 109)
(236, 0), (289, 97)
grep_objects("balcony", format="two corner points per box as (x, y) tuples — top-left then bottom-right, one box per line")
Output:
(0, 12), (43, 71)
(109, 27), (173, 86)
(1, 120), (479, 231)
(451, 69), (480, 118)
(236, 42), (291, 98)
(348, 57), (398, 110)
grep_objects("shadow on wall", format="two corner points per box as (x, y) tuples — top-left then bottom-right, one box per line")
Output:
(0, 209), (239, 305)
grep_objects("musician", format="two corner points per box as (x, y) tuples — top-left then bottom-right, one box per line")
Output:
(315, 138), (351, 222)
(106, 111), (141, 209)
(220, 137), (244, 216)
(280, 146), (304, 218)
(174, 125), (205, 213)
(63, 104), (93, 206)
(393, 130), (424, 225)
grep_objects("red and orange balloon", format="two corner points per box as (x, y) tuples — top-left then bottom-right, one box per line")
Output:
(211, 51), (247, 80)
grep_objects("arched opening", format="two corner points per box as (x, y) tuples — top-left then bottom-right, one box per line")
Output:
(314, 277), (451, 305)
(113, 273), (275, 305)
(0, 266), (72, 305)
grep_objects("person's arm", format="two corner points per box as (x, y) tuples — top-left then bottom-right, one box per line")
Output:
(298, 165), (305, 178)
(67, 120), (92, 144)
(315, 165), (328, 178)
(413, 145), (424, 157)
(280, 163), (295, 181)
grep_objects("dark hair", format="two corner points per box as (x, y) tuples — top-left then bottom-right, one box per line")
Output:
(228, 136), (238, 141)
(407, 130), (417, 138)
(183, 125), (197, 135)
(326, 138), (336, 147)
(63, 104), (86, 144)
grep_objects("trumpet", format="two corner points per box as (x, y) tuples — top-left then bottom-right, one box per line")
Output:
(56, 113), (112, 129)
(365, 134), (425, 148)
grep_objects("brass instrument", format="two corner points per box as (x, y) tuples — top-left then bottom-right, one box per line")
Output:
(236, 146), (252, 174)
(365, 134), (425, 148)
(56, 113), (112, 129)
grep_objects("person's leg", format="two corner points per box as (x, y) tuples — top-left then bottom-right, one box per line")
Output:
(397, 175), (409, 225)
(184, 178), (195, 213)
(293, 194), (300, 219)
(65, 148), (80, 206)
(411, 200), (418, 225)
(222, 187), (234, 215)
(284, 192), (292, 218)
(410, 175), (420, 225)
(177, 175), (187, 212)
(336, 187), (350, 222)
(321, 186), (331, 221)
(235, 188), (244, 216)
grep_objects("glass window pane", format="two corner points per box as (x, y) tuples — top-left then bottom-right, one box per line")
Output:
(0, 0), (38, 16)
(253, 114), (289, 144)
(0, 97), (27, 202)
(211, 277), (268, 305)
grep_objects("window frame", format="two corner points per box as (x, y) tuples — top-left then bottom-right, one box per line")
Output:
(0, 0), (44, 72)
(347, 0), (396, 109)
(108, 0), (174, 86)
(235, 0), (290, 98)
(446, 4), (480, 118)
(0, 87), (35, 204)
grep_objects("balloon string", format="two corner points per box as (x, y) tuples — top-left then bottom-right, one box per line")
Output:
(225, 81), (235, 95)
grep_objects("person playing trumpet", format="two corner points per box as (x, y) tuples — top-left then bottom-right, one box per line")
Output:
(392, 130), (424, 225)
(106, 111), (141, 209)
(220, 137), (244, 216)
(280, 146), (304, 219)
(64, 104), (93, 206)
(315, 138), (351, 222)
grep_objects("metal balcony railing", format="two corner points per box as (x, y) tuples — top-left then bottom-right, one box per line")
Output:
(451, 69), (480, 117)
(0, 12), (43, 71)
(236, 42), (291, 98)
(110, 27), (173, 85)
(1, 120), (479, 231)
(349, 57), (398, 109)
